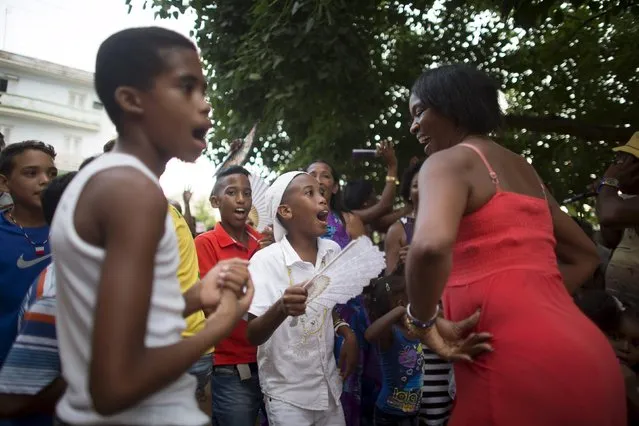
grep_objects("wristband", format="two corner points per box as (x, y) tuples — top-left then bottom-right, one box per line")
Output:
(597, 177), (620, 193)
(385, 176), (398, 185)
(406, 303), (439, 329)
(334, 321), (349, 336)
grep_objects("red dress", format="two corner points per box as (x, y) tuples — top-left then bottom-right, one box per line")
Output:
(442, 144), (625, 426)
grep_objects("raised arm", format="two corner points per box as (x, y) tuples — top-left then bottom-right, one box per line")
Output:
(345, 212), (367, 239)
(596, 154), (639, 228)
(547, 191), (599, 293)
(384, 221), (406, 276)
(85, 169), (247, 415)
(364, 306), (405, 351)
(182, 189), (196, 236)
(371, 205), (412, 233)
(597, 187), (639, 228)
(352, 143), (398, 224)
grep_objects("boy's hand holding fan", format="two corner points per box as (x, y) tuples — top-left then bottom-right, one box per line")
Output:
(304, 236), (385, 307)
(291, 236), (385, 327)
(278, 284), (308, 317)
(213, 123), (258, 175)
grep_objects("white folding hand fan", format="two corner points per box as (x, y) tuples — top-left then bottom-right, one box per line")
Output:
(248, 174), (271, 232)
(290, 236), (385, 326)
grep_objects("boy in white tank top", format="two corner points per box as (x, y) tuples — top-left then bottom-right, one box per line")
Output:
(50, 27), (254, 425)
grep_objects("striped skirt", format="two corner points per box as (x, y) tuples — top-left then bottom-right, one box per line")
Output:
(419, 349), (453, 426)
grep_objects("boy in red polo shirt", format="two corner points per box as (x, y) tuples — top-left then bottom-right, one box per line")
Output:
(195, 166), (263, 426)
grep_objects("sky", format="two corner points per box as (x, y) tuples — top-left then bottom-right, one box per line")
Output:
(0, 0), (218, 203)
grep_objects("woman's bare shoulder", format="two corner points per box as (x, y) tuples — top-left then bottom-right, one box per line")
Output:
(387, 220), (405, 238)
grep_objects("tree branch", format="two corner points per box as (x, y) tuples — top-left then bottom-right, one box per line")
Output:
(503, 114), (634, 144)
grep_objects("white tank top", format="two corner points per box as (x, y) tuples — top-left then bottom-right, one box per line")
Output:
(51, 153), (207, 425)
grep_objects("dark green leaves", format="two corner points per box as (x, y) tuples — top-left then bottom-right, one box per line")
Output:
(126, 0), (638, 213)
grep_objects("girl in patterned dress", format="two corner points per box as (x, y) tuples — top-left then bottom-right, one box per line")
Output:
(365, 276), (423, 426)
(384, 160), (453, 426)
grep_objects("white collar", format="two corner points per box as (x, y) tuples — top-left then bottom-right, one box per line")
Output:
(280, 236), (337, 269)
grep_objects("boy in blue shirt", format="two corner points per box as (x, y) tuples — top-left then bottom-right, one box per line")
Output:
(0, 140), (57, 369)
(0, 172), (76, 426)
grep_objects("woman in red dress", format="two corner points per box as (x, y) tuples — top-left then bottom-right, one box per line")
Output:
(403, 64), (626, 426)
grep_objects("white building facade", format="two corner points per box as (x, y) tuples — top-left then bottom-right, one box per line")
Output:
(0, 50), (115, 172)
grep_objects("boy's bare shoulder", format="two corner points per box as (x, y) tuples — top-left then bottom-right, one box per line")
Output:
(84, 166), (165, 206)
(77, 166), (167, 234)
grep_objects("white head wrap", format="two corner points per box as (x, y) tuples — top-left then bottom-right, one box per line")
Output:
(266, 171), (308, 242)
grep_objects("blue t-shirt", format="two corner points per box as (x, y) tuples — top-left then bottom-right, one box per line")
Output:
(0, 213), (51, 368)
(376, 325), (424, 416)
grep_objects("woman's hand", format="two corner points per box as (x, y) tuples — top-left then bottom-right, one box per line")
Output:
(182, 187), (193, 204)
(229, 138), (244, 153)
(377, 141), (398, 170)
(407, 310), (493, 362)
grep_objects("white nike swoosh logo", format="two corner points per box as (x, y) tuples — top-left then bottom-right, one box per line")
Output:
(17, 254), (52, 269)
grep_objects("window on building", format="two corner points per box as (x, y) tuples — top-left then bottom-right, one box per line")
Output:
(64, 135), (82, 154)
(68, 91), (87, 109)
(92, 101), (104, 110)
(0, 79), (8, 93)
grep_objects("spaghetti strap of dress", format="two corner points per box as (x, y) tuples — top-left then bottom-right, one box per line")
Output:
(534, 171), (547, 200)
(458, 143), (501, 190)
(458, 143), (548, 200)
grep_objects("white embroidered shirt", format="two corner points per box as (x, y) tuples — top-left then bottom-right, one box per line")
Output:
(248, 236), (342, 410)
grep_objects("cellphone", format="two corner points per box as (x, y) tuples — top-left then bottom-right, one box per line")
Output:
(352, 149), (377, 159)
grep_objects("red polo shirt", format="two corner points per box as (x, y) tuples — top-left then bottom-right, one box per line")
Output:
(194, 223), (262, 366)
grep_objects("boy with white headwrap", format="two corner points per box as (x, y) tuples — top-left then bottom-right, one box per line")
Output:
(246, 171), (358, 426)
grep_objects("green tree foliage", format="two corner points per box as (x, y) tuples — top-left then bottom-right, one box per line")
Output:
(126, 0), (638, 207)
(192, 197), (217, 230)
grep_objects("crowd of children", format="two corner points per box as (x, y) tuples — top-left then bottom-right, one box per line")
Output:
(0, 25), (632, 426)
